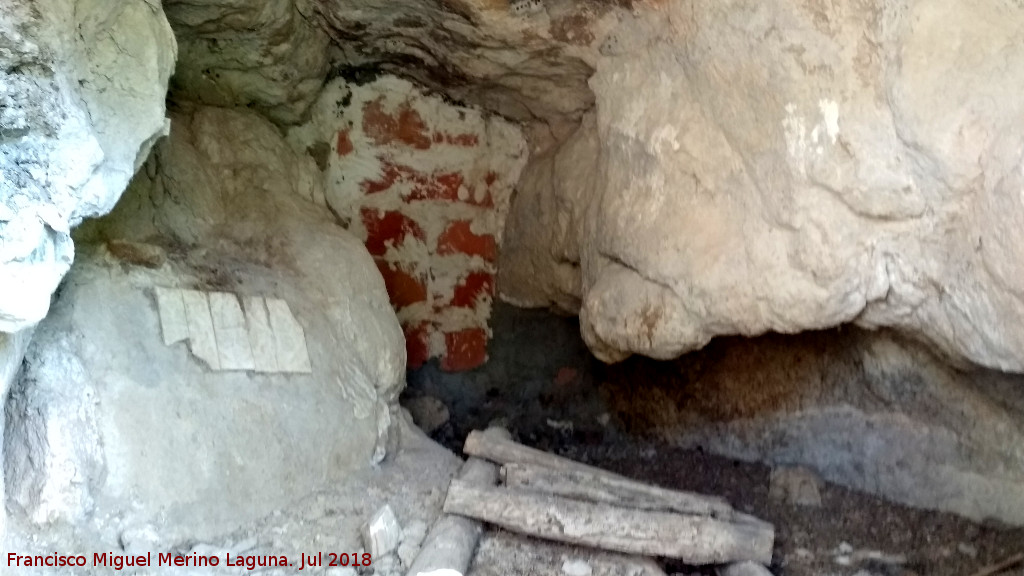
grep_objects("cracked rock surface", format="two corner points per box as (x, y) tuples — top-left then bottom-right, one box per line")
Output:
(0, 0), (176, 331)
(500, 0), (1024, 372)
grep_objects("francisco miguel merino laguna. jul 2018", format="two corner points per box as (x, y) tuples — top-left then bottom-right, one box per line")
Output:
(6, 551), (373, 570)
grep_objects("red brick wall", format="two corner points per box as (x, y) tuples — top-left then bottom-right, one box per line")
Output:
(293, 77), (526, 371)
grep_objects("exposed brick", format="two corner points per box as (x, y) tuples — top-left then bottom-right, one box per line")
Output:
(408, 171), (463, 202)
(374, 259), (428, 308)
(450, 271), (495, 308)
(362, 161), (407, 195)
(336, 129), (354, 156)
(361, 208), (426, 256)
(362, 98), (432, 150)
(441, 328), (488, 372)
(403, 322), (431, 369)
(436, 220), (497, 261)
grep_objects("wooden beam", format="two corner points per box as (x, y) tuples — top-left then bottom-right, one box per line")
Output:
(443, 480), (774, 566)
(501, 461), (737, 520)
(466, 429), (738, 520)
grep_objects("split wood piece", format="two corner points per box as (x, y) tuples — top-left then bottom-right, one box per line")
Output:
(502, 461), (739, 520)
(465, 428), (735, 519)
(968, 553), (1024, 576)
(405, 428), (510, 576)
(443, 480), (775, 566)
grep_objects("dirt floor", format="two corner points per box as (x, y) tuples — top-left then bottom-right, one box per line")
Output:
(403, 304), (1024, 576)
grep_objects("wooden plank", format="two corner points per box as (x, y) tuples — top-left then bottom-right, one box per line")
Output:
(502, 462), (736, 519)
(443, 481), (774, 566)
(405, 429), (510, 576)
(465, 429), (736, 519)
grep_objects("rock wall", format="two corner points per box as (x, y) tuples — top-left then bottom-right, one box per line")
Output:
(288, 76), (528, 371)
(164, 0), (330, 125)
(500, 0), (1024, 372)
(3, 105), (406, 547)
(0, 328), (32, 541)
(0, 0), (177, 331)
(311, 0), (618, 145)
(600, 328), (1024, 525)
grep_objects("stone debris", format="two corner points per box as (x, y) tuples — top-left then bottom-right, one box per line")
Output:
(406, 396), (451, 435)
(362, 504), (403, 558)
(959, 543), (979, 559)
(562, 558), (594, 576)
(768, 466), (823, 508)
(155, 288), (311, 373)
(397, 519), (429, 566)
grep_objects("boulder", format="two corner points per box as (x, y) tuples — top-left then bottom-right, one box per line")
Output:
(0, 0), (176, 331)
(500, 0), (1024, 372)
(4, 105), (406, 546)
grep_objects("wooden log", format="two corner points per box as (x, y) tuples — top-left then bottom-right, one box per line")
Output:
(404, 429), (510, 576)
(443, 480), (775, 566)
(501, 461), (736, 519)
(465, 429), (736, 519)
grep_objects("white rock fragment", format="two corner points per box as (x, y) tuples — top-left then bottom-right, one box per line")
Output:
(562, 558), (593, 576)
(362, 505), (402, 558)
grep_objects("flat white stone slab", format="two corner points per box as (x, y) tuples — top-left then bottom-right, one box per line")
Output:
(154, 287), (188, 345)
(267, 298), (312, 373)
(243, 296), (278, 373)
(181, 289), (220, 370)
(209, 292), (256, 371)
(155, 288), (310, 373)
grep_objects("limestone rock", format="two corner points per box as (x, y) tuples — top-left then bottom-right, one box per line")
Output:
(0, 328), (33, 540)
(310, 0), (617, 142)
(500, 0), (1024, 373)
(4, 105), (405, 545)
(405, 396), (451, 435)
(498, 112), (596, 311)
(361, 504), (403, 557)
(164, 0), (330, 125)
(0, 0), (177, 331)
